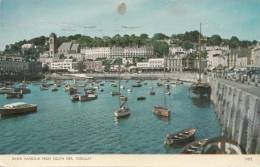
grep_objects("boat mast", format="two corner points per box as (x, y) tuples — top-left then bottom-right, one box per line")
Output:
(163, 53), (166, 107)
(198, 23), (202, 83)
(118, 64), (121, 107)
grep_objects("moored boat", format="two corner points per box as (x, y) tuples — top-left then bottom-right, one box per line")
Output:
(52, 86), (58, 92)
(111, 83), (117, 87)
(68, 87), (77, 95)
(114, 106), (130, 118)
(132, 83), (142, 87)
(120, 96), (128, 101)
(137, 96), (146, 101)
(153, 106), (170, 117)
(71, 94), (80, 102)
(0, 87), (13, 94)
(0, 102), (37, 118)
(157, 82), (163, 87)
(79, 94), (98, 102)
(181, 139), (208, 154)
(201, 137), (245, 154)
(5, 92), (23, 99)
(111, 91), (120, 96)
(165, 128), (196, 145)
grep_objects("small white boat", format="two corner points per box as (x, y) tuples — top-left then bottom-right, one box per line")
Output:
(127, 89), (132, 93)
(114, 106), (130, 118)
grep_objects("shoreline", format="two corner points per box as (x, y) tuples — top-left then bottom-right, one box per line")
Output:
(46, 72), (200, 82)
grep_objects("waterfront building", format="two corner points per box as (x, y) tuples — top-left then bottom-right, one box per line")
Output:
(39, 53), (59, 66)
(82, 47), (111, 60)
(50, 59), (81, 72)
(207, 49), (228, 70)
(0, 57), (42, 75)
(58, 42), (80, 55)
(230, 47), (250, 68)
(111, 47), (124, 59)
(136, 62), (150, 69)
(136, 58), (164, 71)
(166, 54), (200, 72)
(166, 55), (184, 72)
(83, 60), (103, 72)
(49, 33), (57, 57)
(148, 58), (165, 69)
(123, 46), (153, 58)
(251, 45), (260, 66)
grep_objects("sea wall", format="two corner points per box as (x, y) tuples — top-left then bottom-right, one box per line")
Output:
(210, 78), (260, 154)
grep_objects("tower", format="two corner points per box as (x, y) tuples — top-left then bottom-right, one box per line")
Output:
(49, 33), (57, 57)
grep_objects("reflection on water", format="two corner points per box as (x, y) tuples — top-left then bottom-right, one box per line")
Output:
(192, 96), (211, 108)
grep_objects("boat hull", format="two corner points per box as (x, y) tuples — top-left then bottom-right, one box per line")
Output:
(114, 111), (130, 118)
(0, 105), (37, 118)
(165, 128), (196, 145)
(153, 106), (170, 117)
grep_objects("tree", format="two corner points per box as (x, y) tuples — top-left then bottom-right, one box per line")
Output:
(208, 35), (222, 46)
(152, 41), (169, 57)
(152, 33), (169, 41)
(229, 36), (240, 48)
(181, 41), (193, 50)
(182, 31), (201, 43)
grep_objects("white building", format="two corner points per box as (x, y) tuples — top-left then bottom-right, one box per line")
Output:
(207, 49), (228, 70)
(64, 53), (84, 61)
(82, 47), (111, 60)
(83, 60), (103, 72)
(236, 57), (248, 67)
(124, 46), (153, 58)
(122, 58), (133, 65)
(136, 62), (150, 69)
(229, 48), (250, 68)
(251, 45), (260, 66)
(21, 43), (35, 49)
(50, 59), (79, 72)
(169, 46), (194, 55)
(111, 47), (124, 59)
(39, 53), (59, 66)
(149, 58), (165, 69)
(204, 46), (229, 52)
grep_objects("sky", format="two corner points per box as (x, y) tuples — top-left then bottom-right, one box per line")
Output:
(0, 0), (260, 50)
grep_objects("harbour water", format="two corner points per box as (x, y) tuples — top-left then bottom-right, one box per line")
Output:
(0, 80), (221, 154)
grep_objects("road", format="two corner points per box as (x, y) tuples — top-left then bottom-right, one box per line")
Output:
(218, 78), (260, 98)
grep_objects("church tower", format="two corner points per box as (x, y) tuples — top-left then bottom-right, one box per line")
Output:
(49, 33), (57, 57)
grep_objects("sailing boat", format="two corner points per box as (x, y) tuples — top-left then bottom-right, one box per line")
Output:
(114, 65), (130, 118)
(153, 54), (170, 117)
(191, 23), (211, 97)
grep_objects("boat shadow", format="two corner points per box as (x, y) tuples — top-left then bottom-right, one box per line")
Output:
(0, 112), (37, 120)
(153, 114), (170, 122)
(191, 96), (211, 108)
(114, 116), (130, 124)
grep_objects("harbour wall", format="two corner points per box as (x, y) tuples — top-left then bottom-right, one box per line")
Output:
(210, 78), (260, 154)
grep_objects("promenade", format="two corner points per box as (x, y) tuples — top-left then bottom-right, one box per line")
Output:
(48, 72), (199, 82)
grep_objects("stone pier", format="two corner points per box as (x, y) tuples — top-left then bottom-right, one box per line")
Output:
(210, 78), (260, 153)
